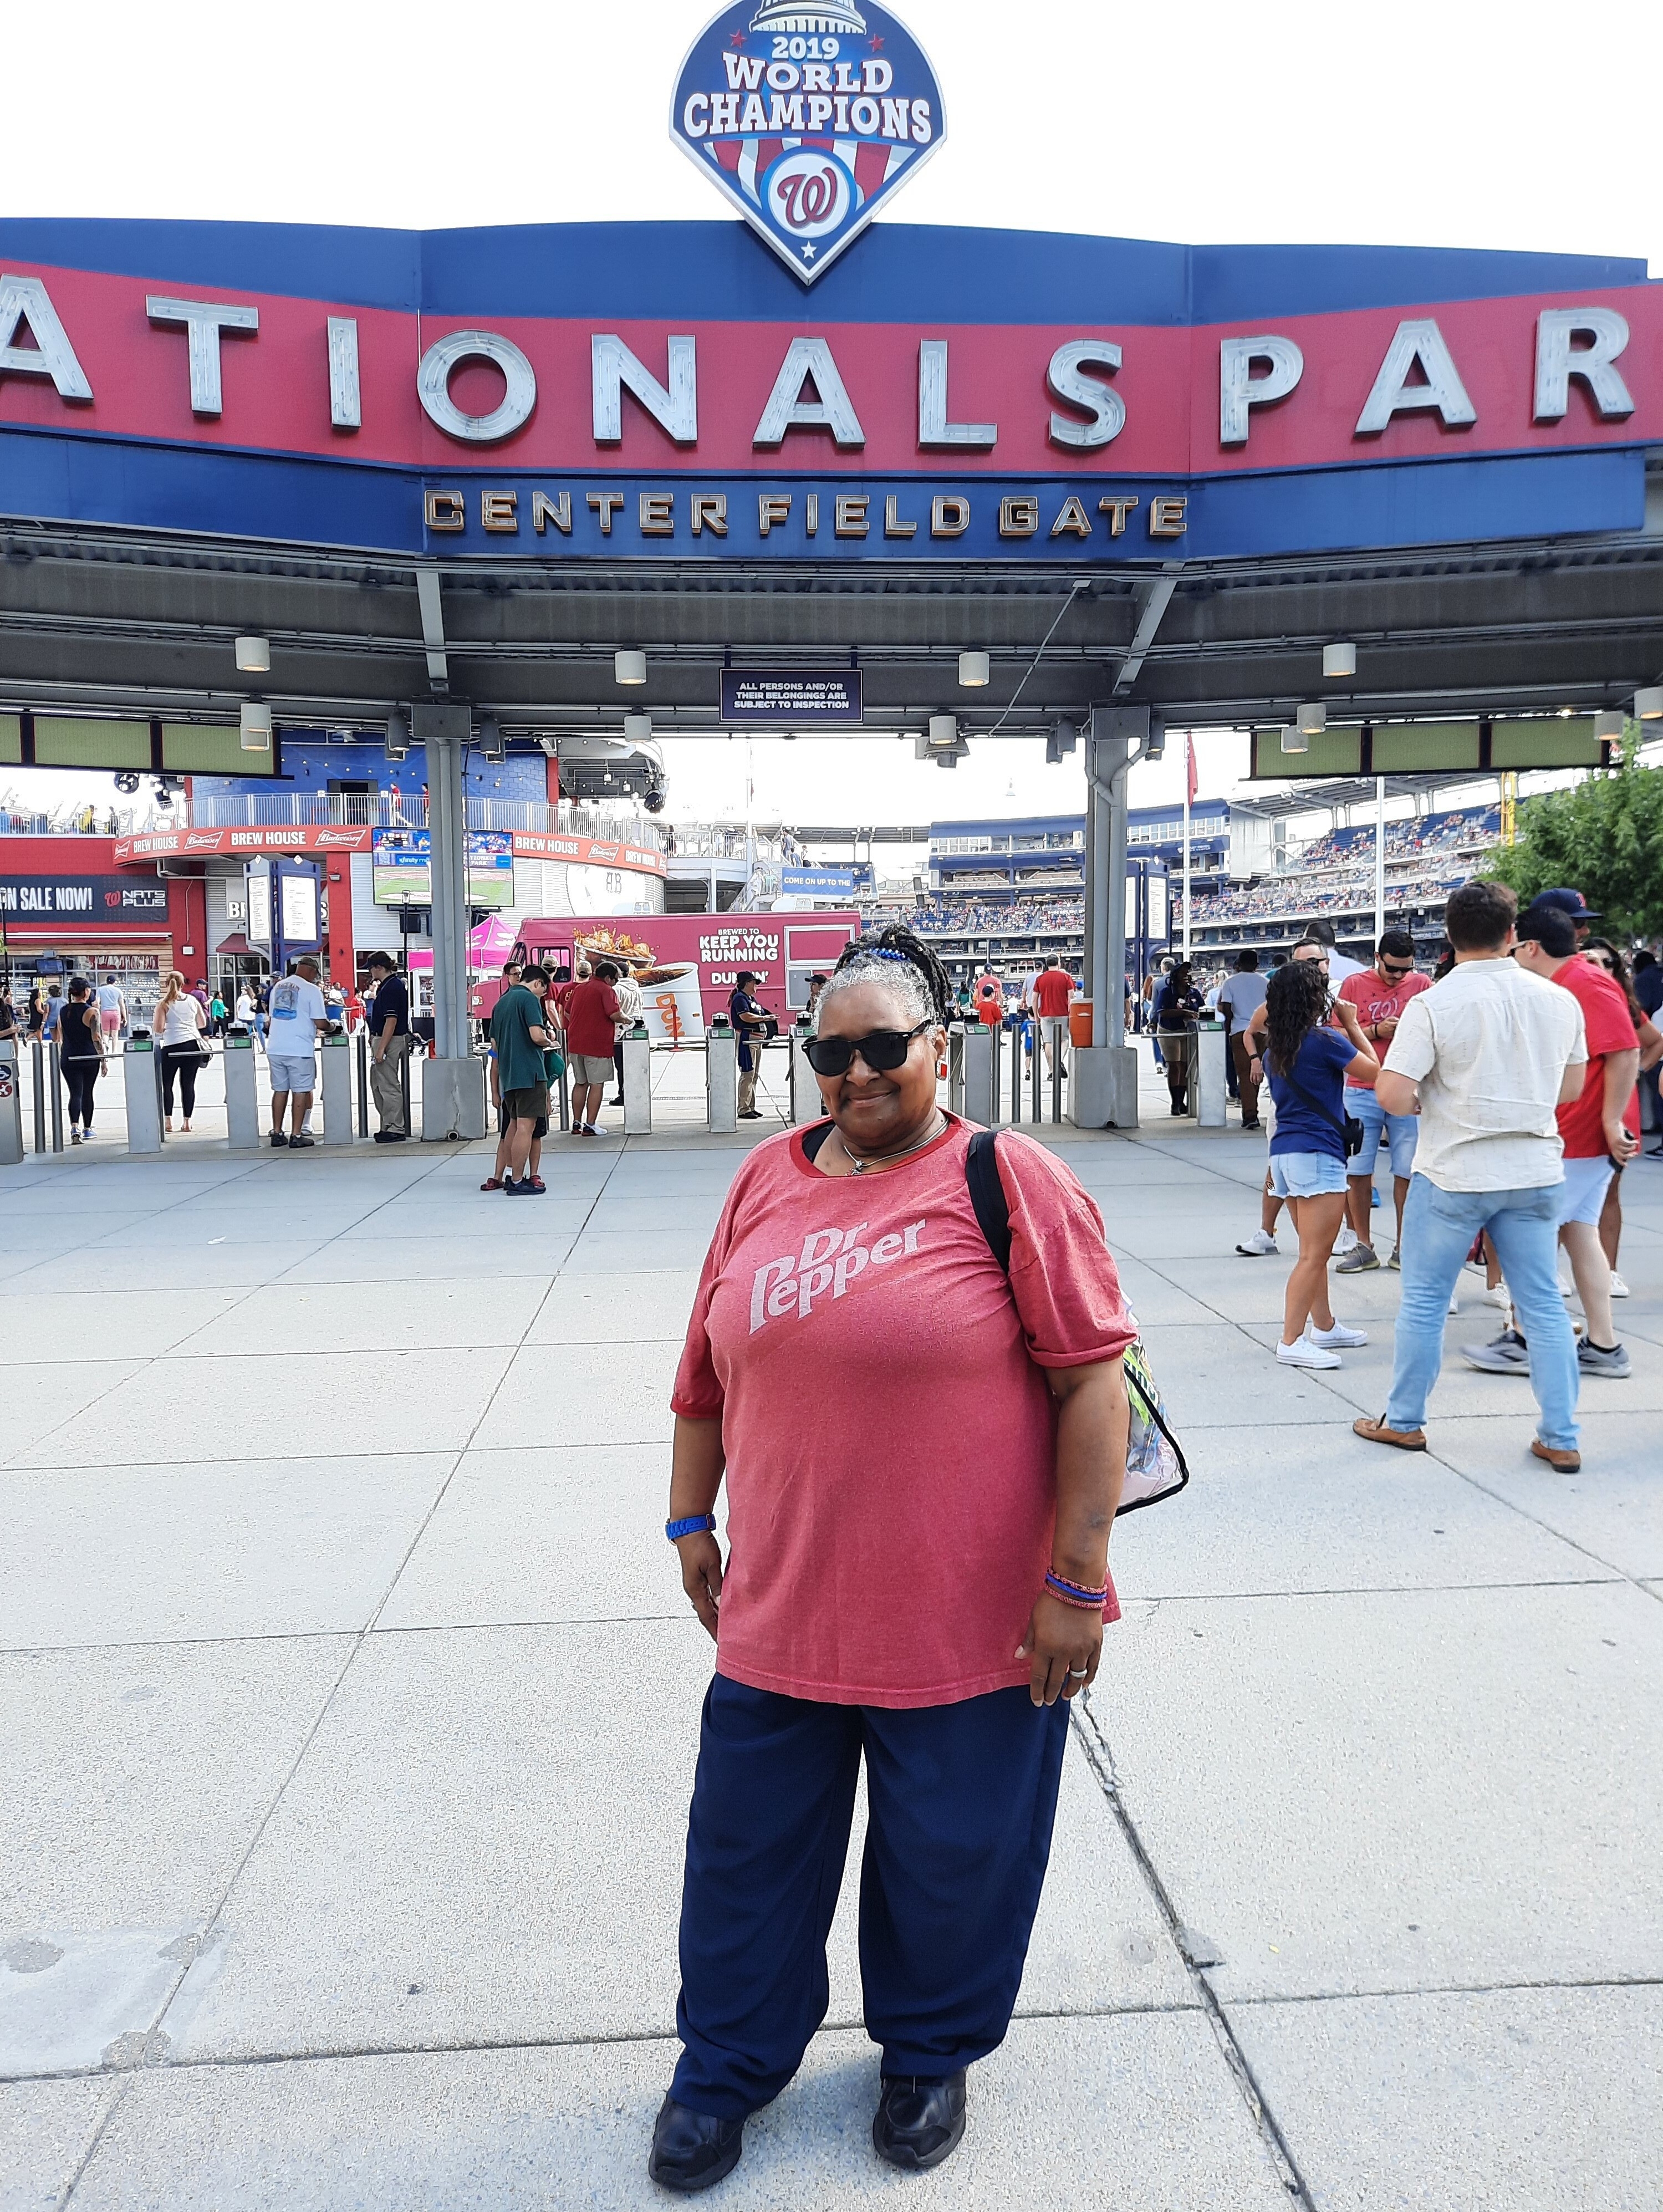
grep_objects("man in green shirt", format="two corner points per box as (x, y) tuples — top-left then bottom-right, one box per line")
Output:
(488, 963), (557, 1195)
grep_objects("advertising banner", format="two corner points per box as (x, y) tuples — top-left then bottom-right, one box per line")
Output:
(484, 911), (862, 1039)
(0, 874), (170, 931)
(781, 863), (873, 895)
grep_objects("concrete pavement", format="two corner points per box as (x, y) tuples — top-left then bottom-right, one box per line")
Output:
(2, 1095), (1660, 2210)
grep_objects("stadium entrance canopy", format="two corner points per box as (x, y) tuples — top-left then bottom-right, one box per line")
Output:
(1, 211), (1659, 1122)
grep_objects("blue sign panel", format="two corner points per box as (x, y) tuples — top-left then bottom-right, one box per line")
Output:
(783, 863), (874, 895)
(720, 668), (864, 722)
(671, 1), (946, 282)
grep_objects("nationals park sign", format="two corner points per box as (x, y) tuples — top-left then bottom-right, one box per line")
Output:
(0, 0), (1654, 578)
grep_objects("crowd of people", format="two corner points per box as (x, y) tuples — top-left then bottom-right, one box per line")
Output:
(870, 895), (1087, 936)
(1297, 806), (1501, 870)
(1192, 867), (1467, 924)
(1193, 886), (1661, 1470)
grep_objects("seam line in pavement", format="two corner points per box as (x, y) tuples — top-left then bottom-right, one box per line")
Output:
(5, 1998), (1207, 2088)
(1070, 1693), (1317, 2209)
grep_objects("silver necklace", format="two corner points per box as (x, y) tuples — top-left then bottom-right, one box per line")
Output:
(835, 1110), (947, 1174)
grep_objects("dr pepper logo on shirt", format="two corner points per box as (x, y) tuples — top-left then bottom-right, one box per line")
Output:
(671, 0), (946, 282)
(751, 1217), (926, 1329)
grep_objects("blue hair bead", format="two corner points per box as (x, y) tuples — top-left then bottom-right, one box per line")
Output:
(868, 947), (910, 963)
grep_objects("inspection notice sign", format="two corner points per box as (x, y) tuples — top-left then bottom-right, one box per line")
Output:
(719, 670), (864, 724)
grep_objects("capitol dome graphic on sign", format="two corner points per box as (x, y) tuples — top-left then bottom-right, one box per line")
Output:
(748, 1), (868, 31)
(672, 0), (947, 283)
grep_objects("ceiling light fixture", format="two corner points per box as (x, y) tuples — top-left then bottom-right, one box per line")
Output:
(614, 650), (647, 685)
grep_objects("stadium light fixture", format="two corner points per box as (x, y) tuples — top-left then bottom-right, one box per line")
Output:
(1322, 641), (1356, 678)
(614, 650), (647, 685)
(957, 651), (990, 687)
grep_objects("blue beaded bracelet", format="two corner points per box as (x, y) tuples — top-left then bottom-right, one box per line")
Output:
(666, 1513), (717, 1542)
(1045, 1569), (1108, 1609)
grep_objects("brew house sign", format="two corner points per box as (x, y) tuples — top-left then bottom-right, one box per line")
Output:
(0, 0), (1654, 564)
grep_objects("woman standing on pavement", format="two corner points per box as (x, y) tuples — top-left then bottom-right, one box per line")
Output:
(57, 977), (105, 1143)
(155, 971), (208, 1133)
(651, 927), (1135, 2192)
(1259, 959), (1378, 1368)
(1153, 960), (1203, 1115)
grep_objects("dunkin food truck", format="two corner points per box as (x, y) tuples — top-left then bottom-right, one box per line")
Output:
(478, 914), (861, 1041)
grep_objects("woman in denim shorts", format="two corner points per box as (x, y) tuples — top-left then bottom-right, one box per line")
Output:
(1261, 962), (1379, 1369)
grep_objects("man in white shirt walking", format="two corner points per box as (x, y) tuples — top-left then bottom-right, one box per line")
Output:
(267, 956), (330, 1149)
(1352, 881), (1588, 1470)
(95, 974), (126, 1052)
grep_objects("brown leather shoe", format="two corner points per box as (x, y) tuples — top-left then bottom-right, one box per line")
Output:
(1531, 1438), (1581, 1472)
(1353, 1414), (1427, 1451)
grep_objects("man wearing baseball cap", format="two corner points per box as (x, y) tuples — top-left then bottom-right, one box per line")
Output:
(1526, 888), (1599, 944)
(267, 955), (331, 1148)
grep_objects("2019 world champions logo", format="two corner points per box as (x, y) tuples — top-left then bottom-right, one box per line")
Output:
(670, 1), (947, 283)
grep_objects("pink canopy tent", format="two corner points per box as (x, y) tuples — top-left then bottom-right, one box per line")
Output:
(406, 914), (516, 974)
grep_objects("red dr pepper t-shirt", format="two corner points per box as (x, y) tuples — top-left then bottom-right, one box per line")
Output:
(671, 1116), (1137, 1709)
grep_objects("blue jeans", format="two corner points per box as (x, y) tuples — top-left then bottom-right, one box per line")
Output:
(1385, 1175), (1579, 1450)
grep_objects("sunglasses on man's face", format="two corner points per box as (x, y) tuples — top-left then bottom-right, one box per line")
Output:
(1380, 960), (1416, 978)
(803, 1021), (931, 1077)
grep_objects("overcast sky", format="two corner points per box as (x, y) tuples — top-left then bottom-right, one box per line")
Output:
(6, 0), (1657, 828)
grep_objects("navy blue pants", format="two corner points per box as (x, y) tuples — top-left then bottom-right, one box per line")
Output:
(670, 1676), (1069, 2121)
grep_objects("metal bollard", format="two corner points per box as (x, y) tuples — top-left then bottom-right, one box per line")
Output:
(1009, 1020), (1023, 1125)
(355, 1031), (370, 1138)
(320, 1033), (355, 1144)
(47, 1041), (64, 1152)
(706, 1023), (738, 1135)
(1052, 1027), (1064, 1127)
(400, 1043), (412, 1136)
(30, 1038), (46, 1153)
(555, 1054), (570, 1132)
(621, 1025), (652, 1135)
(123, 1036), (163, 1154)
(0, 1039), (23, 1166)
(1195, 1018), (1227, 1129)
(947, 1023), (966, 1116)
(222, 1030), (261, 1148)
(963, 1022), (994, 1127)
(789, 1025), (822, 1125)
(1031, 1022), (1042, 1124)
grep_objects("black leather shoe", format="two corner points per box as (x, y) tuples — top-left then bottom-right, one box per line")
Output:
(872, 2071), (967, 2171)
(647, 2096), (744, 2193)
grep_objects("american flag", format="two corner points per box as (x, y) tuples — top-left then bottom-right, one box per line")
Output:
(707, 133), (915, 212)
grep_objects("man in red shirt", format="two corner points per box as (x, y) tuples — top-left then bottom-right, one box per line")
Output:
(1512, 907), (1639, 1375)
(1335, 930), (1432, 1271)
(562, 960), (623, 1138)
(1029, 956), (1075, 1074)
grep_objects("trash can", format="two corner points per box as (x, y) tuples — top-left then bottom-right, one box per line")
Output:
(1068, 1000), (1095, 1049)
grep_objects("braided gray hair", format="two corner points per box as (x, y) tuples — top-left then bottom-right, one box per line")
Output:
(812, 926), (952, 1034)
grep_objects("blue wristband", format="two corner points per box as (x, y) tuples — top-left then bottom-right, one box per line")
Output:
(666, 1513), (717, 1542)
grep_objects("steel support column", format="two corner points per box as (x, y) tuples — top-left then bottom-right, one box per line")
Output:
(1074, 704), (1146, 1129)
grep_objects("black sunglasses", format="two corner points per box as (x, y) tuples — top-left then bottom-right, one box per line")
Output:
(803, 1020), (931, 1077)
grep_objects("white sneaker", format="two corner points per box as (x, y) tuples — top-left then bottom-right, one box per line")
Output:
(1235, 1229), (1279, 1256)
(1334, 1225), (1359, 1256)
(1609, 1271), (1630, 1299)
(1449, 1292), (1461, 1315)
(1277, 1337), (1343, 1368)
(1308, 1319), (1368, 1349)
(1482, 1284), (1512, 1308)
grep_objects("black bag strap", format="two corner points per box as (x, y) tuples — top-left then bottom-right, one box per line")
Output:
(963, 1127), (1188, 1487)
(965, 1127), (1013, 1271)
(1275, 1057), (1349, 1141)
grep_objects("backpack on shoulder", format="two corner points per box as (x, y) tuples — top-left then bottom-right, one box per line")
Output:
(965, 1128), (1190, 1516)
